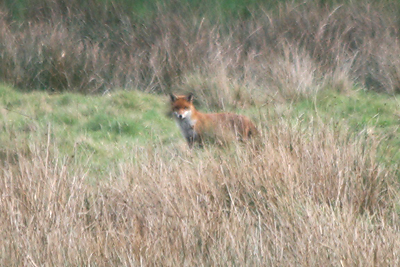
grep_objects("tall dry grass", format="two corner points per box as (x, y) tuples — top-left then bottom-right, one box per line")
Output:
(1, 1), (400, 101)
(1, 119), (398, 266)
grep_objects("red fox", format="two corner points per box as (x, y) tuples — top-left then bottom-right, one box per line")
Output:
(170, 93), (258, 147)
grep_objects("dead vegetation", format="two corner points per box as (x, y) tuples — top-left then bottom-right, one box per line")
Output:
(0, 119), (398, 265)
(0, 1), (400, 101)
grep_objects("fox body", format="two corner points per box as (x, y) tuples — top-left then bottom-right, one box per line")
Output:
(170, 93), (258, 147)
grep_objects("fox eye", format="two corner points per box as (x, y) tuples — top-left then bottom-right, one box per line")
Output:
(184, 107), (189, 110)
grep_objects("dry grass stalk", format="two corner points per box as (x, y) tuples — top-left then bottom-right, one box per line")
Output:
(0, 119), (398, 265)
(0, 2), (400, 98)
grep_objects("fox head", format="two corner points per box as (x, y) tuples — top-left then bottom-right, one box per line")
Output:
(170, 93), (194, 120)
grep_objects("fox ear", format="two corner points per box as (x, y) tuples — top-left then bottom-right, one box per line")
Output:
(186, 93), (194, 102)
(169, 93), (177, 103)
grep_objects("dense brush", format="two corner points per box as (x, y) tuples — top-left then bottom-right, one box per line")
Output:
(0, 1), (400, 98)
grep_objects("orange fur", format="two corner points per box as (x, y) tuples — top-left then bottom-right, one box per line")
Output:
(170, 93), (258, 147)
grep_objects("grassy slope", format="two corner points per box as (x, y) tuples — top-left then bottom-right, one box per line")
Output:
(1, 83), (399, 177)
(292, 90), (400, 164)
(1, 84), (399, 265)
(0, 84), (180, 176)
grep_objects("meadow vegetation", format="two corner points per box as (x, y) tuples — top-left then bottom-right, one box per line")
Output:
(0, 0), (400, 265)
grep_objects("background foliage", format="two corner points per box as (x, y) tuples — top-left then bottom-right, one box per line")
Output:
(1, 0), (400, 97)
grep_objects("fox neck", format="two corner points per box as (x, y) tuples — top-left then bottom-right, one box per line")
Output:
(174, 107), (199, 144)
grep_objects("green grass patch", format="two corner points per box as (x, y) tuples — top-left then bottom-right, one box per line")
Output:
(1, 83), (399, 179)
(292, 89), (400, 164)
(0, 84), (180, 176)
(2, 0), (270, 23)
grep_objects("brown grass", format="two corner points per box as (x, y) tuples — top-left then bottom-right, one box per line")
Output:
(1, 1), (400, 100)
(1, 119), (398, 266)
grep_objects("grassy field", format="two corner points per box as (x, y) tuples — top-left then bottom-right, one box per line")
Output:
(1, 82), (399, 265)
(0, 0), (400, 266)
(293, 89), (400, 164)
(0, 84), (181, 176)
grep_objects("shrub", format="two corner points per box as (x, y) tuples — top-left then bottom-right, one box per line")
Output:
(0, 1), (400, 98)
